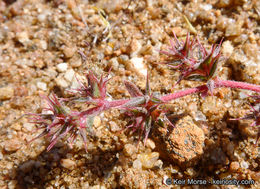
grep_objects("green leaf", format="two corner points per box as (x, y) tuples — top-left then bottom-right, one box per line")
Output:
(151, 96), (162, 104)
(145, 75), (151, 96)
(209, 59), (218, 78)
(145, 116), (152, 132)
(92, 82), (101, 98)
(156, 118), (164, 127)
(187, 74), (207, 81)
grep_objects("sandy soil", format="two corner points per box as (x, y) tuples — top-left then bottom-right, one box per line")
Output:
(0, 0), (259, 188)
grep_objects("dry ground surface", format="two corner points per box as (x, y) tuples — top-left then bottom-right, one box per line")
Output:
(0, 0), (259, 188)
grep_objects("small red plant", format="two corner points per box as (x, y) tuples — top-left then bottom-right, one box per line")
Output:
(161, 32), (224, 96)
(23, 32), (260, 151)
(69, 71), (110, 105)
(28, 93), (93, 151)
(121, 76), (164, 145)
(160, 32), (196, 66)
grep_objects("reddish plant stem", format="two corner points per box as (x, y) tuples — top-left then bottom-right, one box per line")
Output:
(80, 99), (129, 117)
(161, 79), (260, 103)
(80, 79), (260, 117)
(80, 106), (104, 117)
(160, 85), (208, 102)
(106, 99), (129, 108)
(215, 79), (260, 93)
(104, 86), (209, 109)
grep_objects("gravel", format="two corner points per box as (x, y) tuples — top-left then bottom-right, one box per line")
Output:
(56, 63), (68, 73)
(0, 0), (259, 188)
(0, 86), (14, 100)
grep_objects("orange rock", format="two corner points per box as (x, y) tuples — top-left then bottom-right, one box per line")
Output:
(152, 116), (205, 167)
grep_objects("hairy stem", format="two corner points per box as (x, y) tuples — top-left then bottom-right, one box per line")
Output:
(80, 79), (260, 117)
(161, 85), (208, 102)
(80, 99), (129, 117)
(107, 99), (129, 108)
(215, 79), (260, 93)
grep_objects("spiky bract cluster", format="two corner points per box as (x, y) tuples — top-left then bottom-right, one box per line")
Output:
(121, 77), (165, 145)
(69, 71), (114, 117)
(161, 32), (223, 95)
(70, 71), (109, 105)
(28, 93), (93, 151)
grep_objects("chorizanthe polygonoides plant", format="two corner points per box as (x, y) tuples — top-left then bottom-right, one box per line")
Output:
(24, 33), (260, 151)
(120, 75), (165, 146)
(28, 93), (93, 152)
(161, 32), (224, 97)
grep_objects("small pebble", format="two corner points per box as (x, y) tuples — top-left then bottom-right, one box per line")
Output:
(8, 180), (17, 189)
(129, 57), (147, 77)
(56, 63), (68, 72)
(225, 23), (241, 37)
(70, 76), (81, 89)
(60, 159), (76, 170)
(154, 160), (163, 169)
(109, 58), (119, 70)
(145, 139), (155, 149)
(132, 159), (142, 169)
(23, 123), (34, 131)
(63, 46), (76, 58)
(152, 116), (205, 166)
(93, 116), (101, 128)
(12, 123), (21, 131)
(5, 162), (14, 170)
(37, 81), (47, 91)
(118, 55), (129, 64)
(222, 40), (234, 57)
(4, 139), (22, 152)
(123, 144), (136, 157)
(240, 161), (249, 169)
(109, 121), (120, 132)
(16, 31), (29, 44)
(217, 0), (232, 8)
(70, 58), (82, 68)
(55, 76), (69, 88)
(0, 86), (14, 100)
(46, 68), (58, 79)
(138, 152), (159, 169)
(130, 39), (142, 57)
(64, 69), (75, 82)
(39, 40), (48, 50)
(37, 13), (47, 22)
(230, 161), (240, 172)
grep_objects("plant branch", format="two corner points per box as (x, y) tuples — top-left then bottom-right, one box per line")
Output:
(160, 85), (208, 102)
(79, 79), (260, 117)
(215, 79), (260, 93)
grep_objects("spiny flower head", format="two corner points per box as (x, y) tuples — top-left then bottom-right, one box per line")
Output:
(160, 32), (195, 62)
(69, 71), (110, 107)
(161, 32), (223, 89)
(184, 38), (223, 82)
(28, 93), (94, 151)
(160, 32), (196, 70)
(121, 76), (164, 145)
